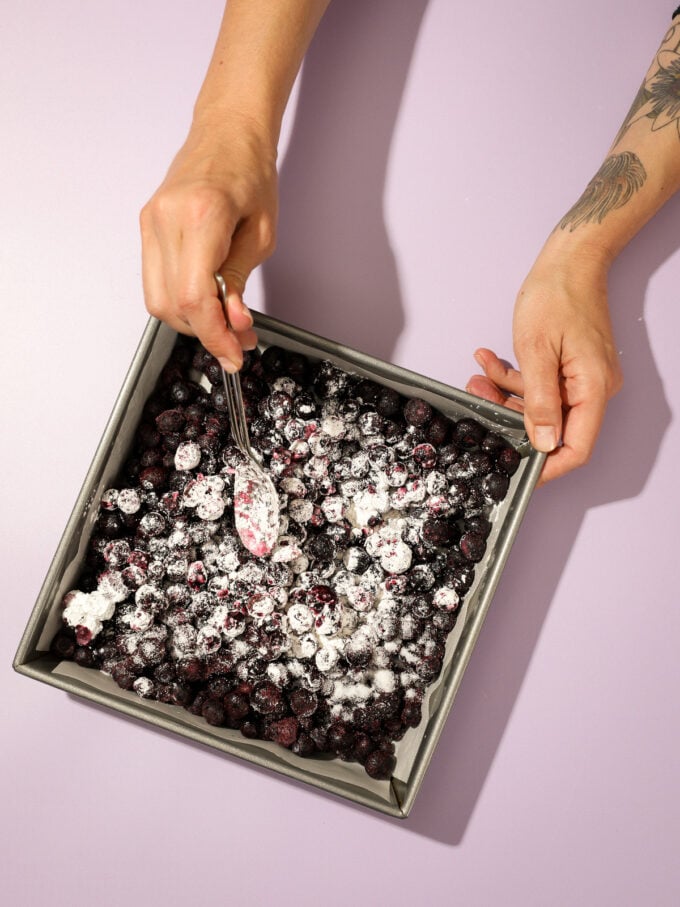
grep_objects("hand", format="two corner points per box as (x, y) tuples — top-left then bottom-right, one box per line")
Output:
(466, 248), (623, 484)
(140, 114), (278, 371)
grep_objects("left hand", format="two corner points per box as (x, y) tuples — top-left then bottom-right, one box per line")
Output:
(466, 247), (623, 484)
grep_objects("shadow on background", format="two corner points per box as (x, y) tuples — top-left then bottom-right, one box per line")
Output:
(262, 0), (677, 844)
(262, 0), (430, 360)
(70, 3), (677, 846)
(402, 195), (678, 843)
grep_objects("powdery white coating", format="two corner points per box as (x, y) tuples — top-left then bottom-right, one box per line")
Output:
(196, 625), (221, 654)
(380, 540), (412, 575)
(270, 536), (303, 564)
(117, 488), (141, 514)
(100, 488), (119, 510)
(373, 669), (397, 693)
(287, 602), (314, 634)
(331, 680), (372, 702)
(133, 677), (155, 698)
(315, 645), (339, 672)
(345, 585), (375, 612)
(62, 589), (116, 640)
(233, 461), (279, 557)
(347, 478), (390, 527)
(320, 414), (346, 438)
(320, 495), (345, 523)
(128, 608), (154, 632)
(247, 592), (276, 619)
(196, 496), (225, 522)
(97, 570), (129, 603)
(433, 586), (460, 611)
(271, 376), (298, 396)
(291, 633), (318, 659)
(288, 498), (314, 523)
(174, 440), (202, 471)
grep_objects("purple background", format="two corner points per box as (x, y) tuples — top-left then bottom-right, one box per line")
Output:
(3, 1), (680, 903)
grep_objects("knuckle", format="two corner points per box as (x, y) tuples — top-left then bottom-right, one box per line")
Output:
(258, 219), (277, 259)
(143, 294), (165, 320)
(175, 290), (202, 317)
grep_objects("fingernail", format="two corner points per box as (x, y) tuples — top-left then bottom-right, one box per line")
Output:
(218, 356), (240, 374)
(534, 426), (557, 452)
(473, 351), (484, 368)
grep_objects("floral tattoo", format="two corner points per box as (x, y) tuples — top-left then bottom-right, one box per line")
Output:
(614, 21), (680, 143)
(559, 152), (647, 231)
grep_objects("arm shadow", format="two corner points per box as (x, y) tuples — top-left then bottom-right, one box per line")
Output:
(401, 196), (678, 843)
(262, 0), (430, 360)
(263, 1), (678, 843)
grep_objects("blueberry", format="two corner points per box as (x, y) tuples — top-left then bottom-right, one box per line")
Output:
(482, 471), (510, 503)
(261, 345), (288, 379)
(454, 418), (485, 449)
(156, 409), (186, 435)
(404, 398), (432, 427)
(269, 717), (299, 747)
(497, 445), (522, 476)
(201, 698), (226, 726)
(459, 530), (487, 563)
(251, 681), (283, 715)
(364, 749), (396, 780)
(376, 387), (402, 418)
(287, 688), (317, 718)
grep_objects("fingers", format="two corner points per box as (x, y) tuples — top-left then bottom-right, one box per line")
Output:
(141, 192), (272, 372)
(513, 336), (563, 453)
(473, 349), (525, 397)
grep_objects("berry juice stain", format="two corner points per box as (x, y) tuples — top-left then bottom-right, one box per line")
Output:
(233, 461), (279, 557)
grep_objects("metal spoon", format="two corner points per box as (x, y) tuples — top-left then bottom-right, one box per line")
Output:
(214, 273), (279, 557)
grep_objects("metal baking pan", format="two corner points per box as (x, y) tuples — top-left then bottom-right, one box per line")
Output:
(13, 314), (544, 818)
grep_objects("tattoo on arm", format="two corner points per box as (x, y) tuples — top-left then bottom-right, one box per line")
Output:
(559, 152), (647, 231)
(614, 21), (680, 144)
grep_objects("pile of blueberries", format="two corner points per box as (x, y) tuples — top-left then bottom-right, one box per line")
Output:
(52, 337), (521, 780)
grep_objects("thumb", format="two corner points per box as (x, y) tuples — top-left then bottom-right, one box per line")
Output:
(515, 339), (563, 453)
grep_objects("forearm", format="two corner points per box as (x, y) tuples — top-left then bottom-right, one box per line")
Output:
(542, 15), (680, 268)
(193, 0), (331, 147)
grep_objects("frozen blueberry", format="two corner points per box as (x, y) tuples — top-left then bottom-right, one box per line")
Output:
(481, 471), (510, 502)
(251, 681), (283, 715)
(364, 749), (396, 780)
(497, 445), (522, 476)
(289, 688), (318, 718)
(376, 387), (402, 418)
(268, 717), (299, 747)
(404, 397), (432, 427)
(201, 698), (226, 726)
(459, 530), (487, 563)
(156, 409), (186, 435)
(454, 418), (485, 449)
(261, 345), (288, 379)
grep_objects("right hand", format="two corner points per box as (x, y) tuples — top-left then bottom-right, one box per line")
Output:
(140, 113), (278, 371)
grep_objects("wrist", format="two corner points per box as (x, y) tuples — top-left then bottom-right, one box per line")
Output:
(537, 228), (617, 274)
(191, 104), (279, 160)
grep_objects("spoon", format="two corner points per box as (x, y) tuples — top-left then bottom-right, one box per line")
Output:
(214, 274), (279, 557)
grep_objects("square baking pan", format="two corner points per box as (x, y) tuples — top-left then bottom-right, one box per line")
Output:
(14, 313), (544, 818)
